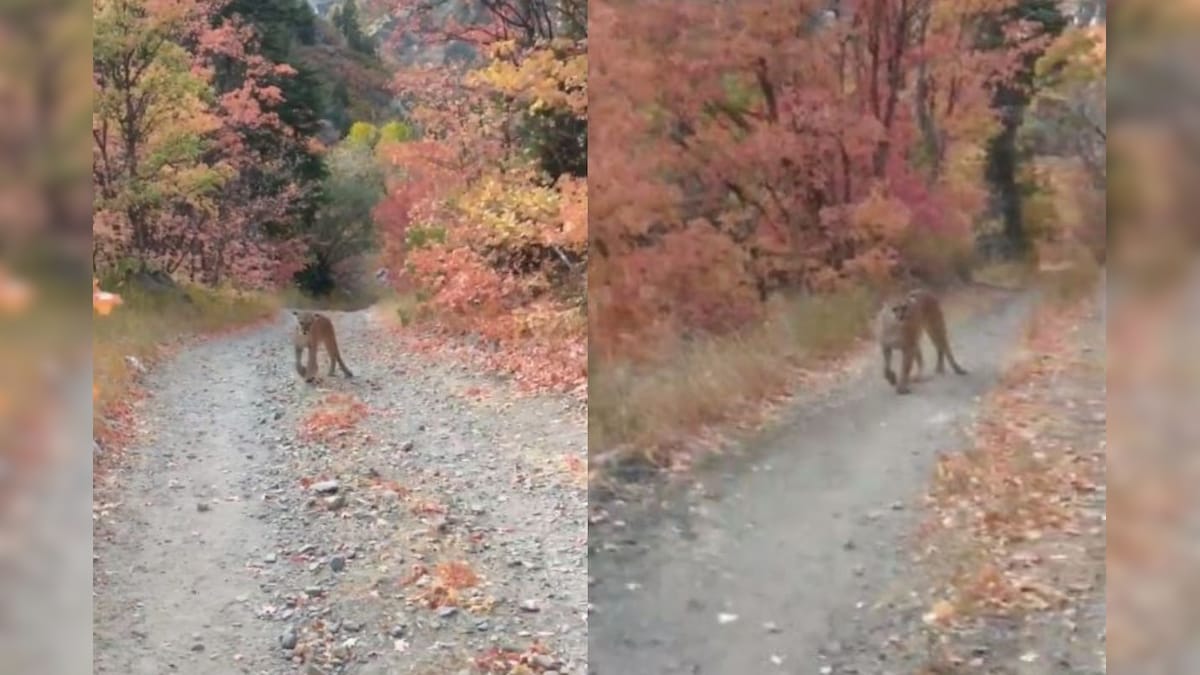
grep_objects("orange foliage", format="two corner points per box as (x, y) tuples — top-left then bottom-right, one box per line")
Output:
(299, 393), (368, 444)
(408, 560), (482, 610)
(589, 0), (1047, 355)
(434, 560), (479, 590)
(473, 642), (556, 674)
(374, 52), (586, 395)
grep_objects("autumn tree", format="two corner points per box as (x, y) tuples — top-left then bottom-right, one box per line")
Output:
(360, 0), (587, 390)
(294, 140), (385, 295)
(93, 0), (310, 287)
(1023, 23), (1105, 184)
(588, 0), (1059, 356)
(1016, 20), (1105, 263)
(93, 0), (224, 269)
(217, 0), (329, 228)
(977, 0), (1068, 256)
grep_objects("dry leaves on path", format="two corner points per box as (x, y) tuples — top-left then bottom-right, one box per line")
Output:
(299, 392), (368, 444)
(920, 296), (1104, 633)
(474, 641), (562, 674)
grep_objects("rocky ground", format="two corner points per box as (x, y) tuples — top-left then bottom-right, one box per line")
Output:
(588, 282), (1105, 675)
(93, 309), (587, 675)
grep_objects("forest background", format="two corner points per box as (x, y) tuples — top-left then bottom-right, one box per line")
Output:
(90, 0), (1104, 461)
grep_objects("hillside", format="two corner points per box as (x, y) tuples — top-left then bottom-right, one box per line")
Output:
(311, 0), (483, 67)
(297, 15), (395, 135)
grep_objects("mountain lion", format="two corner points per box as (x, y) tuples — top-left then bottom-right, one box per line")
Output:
(292, 311), (354, 383)
(876, 288), (966, 394)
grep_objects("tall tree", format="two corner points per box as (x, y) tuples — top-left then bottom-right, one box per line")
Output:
(333, 0), (376, 55)
(214, 0), (329, 238)
(93, 0), (307, 286)
(978, 0), (1067, 256)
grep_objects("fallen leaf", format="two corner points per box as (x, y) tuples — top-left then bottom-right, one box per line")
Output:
(922, 599), (956, 626)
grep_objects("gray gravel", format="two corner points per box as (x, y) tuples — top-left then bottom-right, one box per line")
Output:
(93, 309), (587, 674)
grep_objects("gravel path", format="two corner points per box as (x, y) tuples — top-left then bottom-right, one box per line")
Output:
(587, 287), (1042, 674)
(93, 309), (587, 674)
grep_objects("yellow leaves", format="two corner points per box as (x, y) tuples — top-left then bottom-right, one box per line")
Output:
(1022, 157), (1094, 245)
(487, 39), (519, 60)
(469, 44), (587, 117)
(555, 175), (588, 246)
(378, 120), (413, 144)
(1035, 26), (1106, 91)
(346, 121), (380, 148)
(457, 171), (560, 243)
(939, 142), (990, 225)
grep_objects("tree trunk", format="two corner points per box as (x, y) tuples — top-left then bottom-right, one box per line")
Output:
(985, 104), (1026, 256)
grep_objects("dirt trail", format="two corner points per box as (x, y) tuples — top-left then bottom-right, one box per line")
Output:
(93, 310), (587, 674)
(588, 288), (1042, 674)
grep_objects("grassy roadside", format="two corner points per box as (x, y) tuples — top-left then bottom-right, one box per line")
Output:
(589, 286), (876, 467)
(588, 263), (1042, 478)
(93, 285), (279, 450)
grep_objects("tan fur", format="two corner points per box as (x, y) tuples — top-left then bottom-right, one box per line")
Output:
(875, 288), (966, 395)
(292, 311), (354, 382)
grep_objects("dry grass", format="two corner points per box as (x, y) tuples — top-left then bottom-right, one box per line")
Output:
(589, 286), (876, 464)
(93, 285), (278, 445)
(588, 261), (1060, 476)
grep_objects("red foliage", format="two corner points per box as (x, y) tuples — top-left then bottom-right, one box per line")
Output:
(589, 0), (1050, 356)
(371, 18), (587, 395)
(381, 0), (573, 50)
(93, 0), (312, 288)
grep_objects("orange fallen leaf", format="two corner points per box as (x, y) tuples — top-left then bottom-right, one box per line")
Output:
(922, 599), (956, 626)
